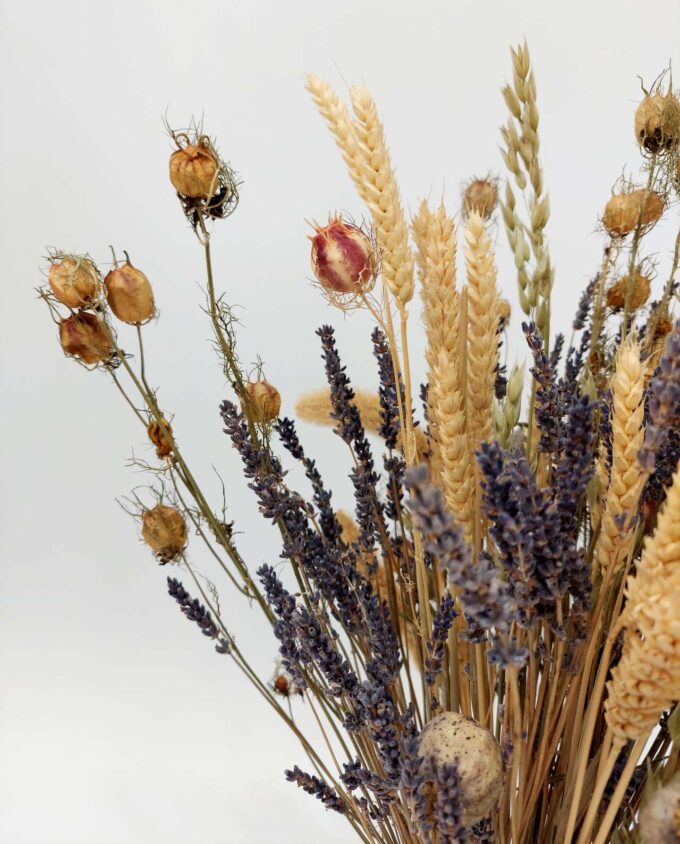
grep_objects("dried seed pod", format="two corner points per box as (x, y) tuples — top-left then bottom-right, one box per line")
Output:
(499, 299), (511, 322)
(638, 775), (680, 844)
(606, 271), (652, 311)
(603, 190), (664, 237)
(104, 262), (155, 324)
(463, 178), (498, 219)
(635, 92), (680, 153)
(244, 379), (281, 423)
(416, 711), (503, 826)
(310, 217), (376, 294)
(169, 144), (218, 198)
(141, 504), (187, 562)
(655, 315), (674, 338)
(58, 312), (112, 365)
(147, 418), (174, 459)
(49, 256), (99, 308)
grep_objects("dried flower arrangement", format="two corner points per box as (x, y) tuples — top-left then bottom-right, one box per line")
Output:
(38, 42), (680, 844)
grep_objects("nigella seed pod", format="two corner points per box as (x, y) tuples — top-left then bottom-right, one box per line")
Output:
(635, 92), (680, 153)
(104, 261), (155, 324)
(603, 190), (664, 237)
(169, 144), (219, 198)
(141, 504), (187, 563)
(416, 711), (503, 826)
(147, 418), (174, 459)
(49, 256), (100, 308)
(244, 379), (281, 423)
(58, 312), (112, 365)
(463, 178), (498, 219)
(655, 315), (674, 338)
(606, 271), (652, 311)
(310, 217), (376, 294)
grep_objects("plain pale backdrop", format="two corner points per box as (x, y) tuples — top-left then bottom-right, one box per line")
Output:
(1, 0), (679, 841)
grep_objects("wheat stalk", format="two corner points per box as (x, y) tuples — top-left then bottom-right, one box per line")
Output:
(305, 74), (371, 206)
(429, 351), (474, 543)
(464, 210), (500, 452)
(594, 340), (646, 576)
(605, 460), (680, 742)
(412, 200), (460, 486)
(349, 84), (415, 308)
(412, 200), (459, 376)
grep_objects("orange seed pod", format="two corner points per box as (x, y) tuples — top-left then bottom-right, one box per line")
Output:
(58, 313), (112, 365)
(104, 262), (155, 324)
(464, 178), (498, 219)
(49, 256), (99, 308)
(147, 418), (174, 459)
(141, 504), (187, 562)
(606, 272), (652, 311)
(169, 144), (218, 198)
(603, 190), (664, 237)
(635, 92), (680, 153)
(244, 380), (281, 424)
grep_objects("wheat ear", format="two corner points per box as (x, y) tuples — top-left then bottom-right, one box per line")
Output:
(429, 348), (474, 542)
(412, 200), (459, 382)
(464, 210), (500, 451)
(605, 459), (680, 741)
(412, 200), (461, 484)
(595, 340), (645, 576)
(349, 84), (414, 307)
(305, 75), (372, 205)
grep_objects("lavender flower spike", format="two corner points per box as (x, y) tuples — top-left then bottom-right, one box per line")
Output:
(405, 465), (521, 666)
(285, 765), (346, 814)
(639, 321), (680, 473)
(167, 578), (231, 654)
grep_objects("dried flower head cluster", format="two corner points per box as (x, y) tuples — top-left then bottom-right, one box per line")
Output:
(167, 124), (240, 229)
(40, 45), (680, 844)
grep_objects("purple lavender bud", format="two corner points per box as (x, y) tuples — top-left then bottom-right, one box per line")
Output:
(285, 766), (346, 814)
(425, 592), (458, 686)
(167, 577), (231, 655)
(434, 762), (469, 843)
(639, 321), (680, 472)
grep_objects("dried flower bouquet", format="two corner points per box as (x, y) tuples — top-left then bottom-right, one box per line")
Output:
(39, 42), (680, 844)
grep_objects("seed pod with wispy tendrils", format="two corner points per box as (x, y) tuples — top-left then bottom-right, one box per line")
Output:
(603, 189), (664, 237)
(244, 379), (281, 424)
(310, 217), (376, 295)
(463, 177), (499, 220)
(607, 271), (652, 311)
(167, 128), (240, 227)
(142, 504), (187, 563)
(635, 90), (680, 154)
(59, 312), (112, 365)
(49, 255), (100, 308)
(170, 143), (219, 199)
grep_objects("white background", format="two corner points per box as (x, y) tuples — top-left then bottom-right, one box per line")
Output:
(1, 0), (679, 841)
